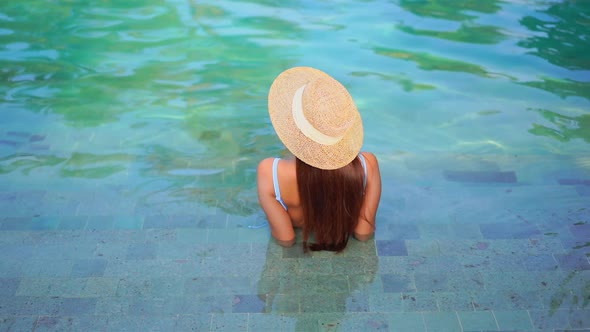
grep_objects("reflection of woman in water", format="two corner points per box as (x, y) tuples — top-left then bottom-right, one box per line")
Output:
(257, 238), (379, 330)
(257, 67), (382, 252)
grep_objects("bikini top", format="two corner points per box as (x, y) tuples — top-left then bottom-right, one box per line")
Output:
(272, 154), (368, 211)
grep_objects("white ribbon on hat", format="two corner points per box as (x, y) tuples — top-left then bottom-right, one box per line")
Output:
(292, 84), (344, 145)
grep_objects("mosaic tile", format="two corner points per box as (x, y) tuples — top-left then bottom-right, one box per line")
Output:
(80, 277), (119, 297)
(405, 239), (440, 256)
(569, 309), (590, 329)
(414, 272), (449, 292)
(376, 223), (420, 241)
(174, 314), (213, 331)
(494, 310), (533, 330)
(341, 313), (391, 331)
(0, 278), (19, 297)
(210, 313), (248, 331)
(58, 216), (88, 230)
(149, 277), (186, 298)
(184, 276), (254, 296)
(436, 292), (475, 311)
(480, 222), (541, 239)
(345, 292), (370, 313)
(0, 296), (59, 316)
(107, 315), (176, 331)
(0, 217), (33, 230)
(443, 170), (517, 183)
(422, 311), (462, 332)
(112, 216), (144, 230)
(376, 240), (408, 256)
(116, 278), (153, 297)
(298, 257), (334, 275)
(32, 315), (103, 332)
(84, 216), (115, 231)
(128, 297), (181, 316)
(401, 292), (438, 312)
(232, 294), (267, 313)
(126, 242), (157, 260)
(0, 316), (37, 331)
(380, 274), (415, 293)
(457, 310), (497, 330)
(20, 259), (73, 277)
(265, 294), (300, 313)
(57, 298), (97, 315)
(387, 312), (425, 332)
(576, 186), (590, 196)
(529, 309), (571, 330)
(71, 259), (108, 277)
(554, 251), (590, 270)
(94, 297), (132, 315)
(300, 293), (348, 313)
(369, 293), (403, 312)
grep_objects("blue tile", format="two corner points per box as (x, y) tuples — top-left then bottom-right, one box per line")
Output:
(444, 170), (517, 183)
(576, 186), (590, 196)
(0, 316), (37, 331)
(211, 313), (248, 331)
(376, 240), (408, 256)
(381, 274), (415, 293)
(113, 216), (143, 230)
(558, 179), (590, 186)
(494, 310), (533, 330)
(388, 312), (425, 332)
(85, 216), (114, 230)
(457, 310), (497, 331)
(414, 273), (449, 292)
(480, 222), (541, 239)
(107, 315), (176, 331)
(554, 251), (590, 270)
(71, 259), (108, 277)
(57, 298), (97, 315)
(126, 243), (157, 260)
(174, 314), (213, 331)
(0, 278), (20, 296)
(58, 216), (87, 230)
(379, 223), (420, 240)
(0, 217), (33, 230)
(529, 309), (570, 330)
(232, 294), (267, 313)
(422, 311), (461, 332)
(570, 222), (590, 240)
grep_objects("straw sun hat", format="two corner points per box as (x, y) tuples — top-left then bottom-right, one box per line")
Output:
(268, 67), (363, 170)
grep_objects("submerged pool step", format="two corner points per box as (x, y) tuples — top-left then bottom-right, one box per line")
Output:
(443, 170), (517, 183)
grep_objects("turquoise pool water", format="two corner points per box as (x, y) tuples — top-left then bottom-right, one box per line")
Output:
(0, 0), (589, 331)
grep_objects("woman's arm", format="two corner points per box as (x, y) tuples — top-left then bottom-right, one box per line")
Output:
(354, 152), (382, 241)
(257, 158), (296, 247)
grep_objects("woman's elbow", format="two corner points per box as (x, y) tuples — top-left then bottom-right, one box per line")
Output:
(354, 232), (374, 242)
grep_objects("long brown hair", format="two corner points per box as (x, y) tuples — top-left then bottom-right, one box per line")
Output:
(296, 157), (364, 253)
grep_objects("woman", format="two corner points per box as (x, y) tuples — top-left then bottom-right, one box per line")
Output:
(257, 66), (382, 252)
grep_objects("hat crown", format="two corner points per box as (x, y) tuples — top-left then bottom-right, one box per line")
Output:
(301, 78), (355, 139)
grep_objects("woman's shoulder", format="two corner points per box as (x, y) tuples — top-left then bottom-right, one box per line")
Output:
(360, 152), (379, 167)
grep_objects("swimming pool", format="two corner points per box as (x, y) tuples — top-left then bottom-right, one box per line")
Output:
(0, 0), (589, 331)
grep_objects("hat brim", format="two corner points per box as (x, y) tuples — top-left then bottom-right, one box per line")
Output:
(268, 67), (363, 170)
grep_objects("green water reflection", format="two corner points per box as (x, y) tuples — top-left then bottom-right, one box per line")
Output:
(0, 0), (589, 216)
(374, 47), (491, 77)
(518, 1), (590, 71)
(529, 108), (590, 143)
(399, 0), (502, 21)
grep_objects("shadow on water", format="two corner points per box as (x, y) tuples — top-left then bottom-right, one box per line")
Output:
(257, 234), (379, 331)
